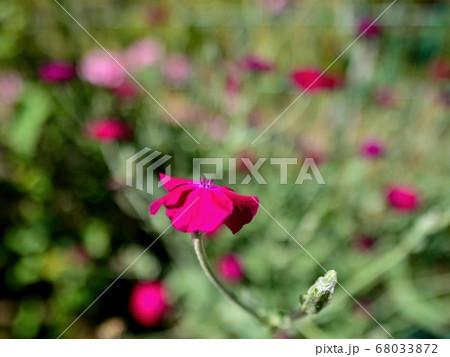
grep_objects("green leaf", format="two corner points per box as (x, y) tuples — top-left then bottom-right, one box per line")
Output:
(9, 84), (52, 157)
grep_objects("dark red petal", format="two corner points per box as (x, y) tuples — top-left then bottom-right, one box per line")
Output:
(221, 189), (259, 234)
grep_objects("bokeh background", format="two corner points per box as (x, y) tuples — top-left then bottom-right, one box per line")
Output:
(1, 0), (449, 338)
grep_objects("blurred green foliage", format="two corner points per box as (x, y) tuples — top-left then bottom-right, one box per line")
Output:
(0, 0), (449, 339)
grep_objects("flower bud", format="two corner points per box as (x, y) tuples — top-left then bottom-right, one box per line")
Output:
(300, 270), (337, 315)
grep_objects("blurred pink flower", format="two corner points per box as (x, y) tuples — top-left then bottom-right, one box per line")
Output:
(386, 185), (420, 212)
(0, 71), (23, 105)
(373, 87), (397, 108)
(360, 138), (385, 159)
(84, 118), (133, 142)
(258, 0), (290, 14)
(124, 39), (163, 72)
(241, 55), (275, 72)
(358, 18), (381, 38)
(79, 49), (126, 88)
(162, 54), (191, 85)
(113, 81), (139, 98)
(353, 235), (376, 253)
(150, 174), (259, 234)
(129, 281), (171, 327)
(217, 254), (244, 283)
(39, 61), (76, 83)
(291, 67), (344, 93)
(225, 70), (242, 95)
(428, 58), (450, 80)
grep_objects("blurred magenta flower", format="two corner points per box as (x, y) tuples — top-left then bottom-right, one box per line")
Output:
(79, 49), (126, 88)
(291, 67), (344, 92)
(113, 80), (139, 98)
(360, 138), (385, 159)
(217, 254), (244, 283)
(39, 61), (76, 83)
(124, 39), (163, 72)
(129, 281), (171, 327)
(353, 235), (376, 253)
(225, 69), (242, 95)
(258, 0), (290, 14)
(162, 54), (191, 85)
(358, 18), (381, 38)
(0, 71), (23, 105)
(428, 58), (450, 81)
(386, 185), (420, 212)
(150, 174), (259, 234)
(84, 118), (133, 142)
(241, 55), (275, 72)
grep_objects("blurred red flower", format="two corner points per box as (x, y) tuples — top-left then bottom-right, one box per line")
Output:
(357, 18), (381, 38)
(386, 185), (420, 212)
(353, 235), (376, 253)
(360, 138), (385, 159)
(150, 174), (259, 234)
(39, 61), (76, 83)
(217, 254), (244, 283)
(84, 118), (133, 142)
(428, 58), (450, 80)
(129, 281), (171, 327)
(113, 81), (139, 98)
(241, 55), (275, 72)
(291, 67), (344, 92)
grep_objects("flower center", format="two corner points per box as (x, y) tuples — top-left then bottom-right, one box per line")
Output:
(199, 177), (213, 189)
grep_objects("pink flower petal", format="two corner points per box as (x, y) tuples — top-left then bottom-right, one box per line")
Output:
(166, 188), (234, 233)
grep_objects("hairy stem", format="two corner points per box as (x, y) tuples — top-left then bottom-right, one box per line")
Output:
(191, 232), (270, 324)
(191, 232), (305, 329)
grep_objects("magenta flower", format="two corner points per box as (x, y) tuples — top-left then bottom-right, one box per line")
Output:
(241, 55), (275, 72)
(386, 185), (420, 212)
(124, 39), (163, 72)
(291, 67), (344, 93)
(79, 49), (126, 88)
(150, 174), (259, 234)
(39, 61), (76, 83)
(358, 18), (381, 38)
(353, 235), (376, 253)
(217, 254), (244, 283)
(360, 138), (385, 159)
(162, 54), (191, 85)
(129, 281), (171, 327)
(84, 118), (133, 142)
(113, 81), (139, 98)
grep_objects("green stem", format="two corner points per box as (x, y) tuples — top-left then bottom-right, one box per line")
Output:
(191, 232), (304, 329)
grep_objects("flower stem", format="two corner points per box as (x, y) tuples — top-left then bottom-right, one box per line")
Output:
(191, 232), (271, 325)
